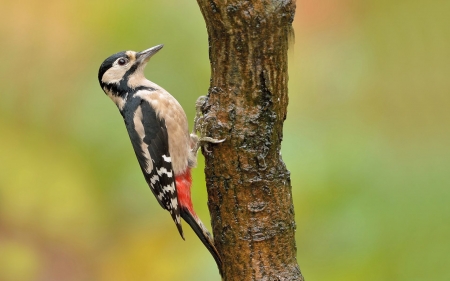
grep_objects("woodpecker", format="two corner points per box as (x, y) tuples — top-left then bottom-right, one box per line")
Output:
(98, 44), (222, 270)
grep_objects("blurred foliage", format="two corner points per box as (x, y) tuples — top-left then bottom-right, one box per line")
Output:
(0, 0), (448, 280)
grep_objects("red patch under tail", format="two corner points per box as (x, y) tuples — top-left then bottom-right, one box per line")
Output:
(175, 168), (196, 217)
(175, 168), (223, 273)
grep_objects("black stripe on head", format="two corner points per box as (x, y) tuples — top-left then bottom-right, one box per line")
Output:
(98, 51), (126, 84)
(124, 61), (140, 80)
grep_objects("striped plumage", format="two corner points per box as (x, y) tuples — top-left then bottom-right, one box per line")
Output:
(98, 45), (221, 270)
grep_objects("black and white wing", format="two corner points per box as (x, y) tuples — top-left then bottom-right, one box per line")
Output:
(124, 97), (183, 237)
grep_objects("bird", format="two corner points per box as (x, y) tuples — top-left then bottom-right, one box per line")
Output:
(98, 44), (222, 271)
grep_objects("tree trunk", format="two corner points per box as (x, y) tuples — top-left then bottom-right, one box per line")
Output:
(196, 1), (303, 280)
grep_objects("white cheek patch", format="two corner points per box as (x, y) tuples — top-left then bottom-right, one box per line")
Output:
(102, 66), (127, 84)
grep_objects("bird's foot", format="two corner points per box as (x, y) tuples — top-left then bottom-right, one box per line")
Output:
(191, 96), (225, 154)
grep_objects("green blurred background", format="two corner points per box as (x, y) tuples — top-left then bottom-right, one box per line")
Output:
(0, 0), (448, 280)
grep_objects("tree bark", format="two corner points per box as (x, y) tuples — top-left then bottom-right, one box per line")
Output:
(196, 1), (302, 280)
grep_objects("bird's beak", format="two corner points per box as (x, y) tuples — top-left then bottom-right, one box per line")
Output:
(136, 44), (164, 65)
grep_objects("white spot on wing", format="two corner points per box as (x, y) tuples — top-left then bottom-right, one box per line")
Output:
(171, 198), (178, 209)
(150, 174), (159, 185)
(162, 184), (175, 194)
(157, 192), (164, 201)
(162, 155), (171, 163)
(156, 167), (173, 178)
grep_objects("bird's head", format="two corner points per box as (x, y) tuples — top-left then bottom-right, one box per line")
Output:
(98, 44), (163, 98)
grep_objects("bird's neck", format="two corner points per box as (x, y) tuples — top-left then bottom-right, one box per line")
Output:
(102, 76), (158, 111)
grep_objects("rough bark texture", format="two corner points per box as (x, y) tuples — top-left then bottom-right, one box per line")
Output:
(196, 1), (302, 280)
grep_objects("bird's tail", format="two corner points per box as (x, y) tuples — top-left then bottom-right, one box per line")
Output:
(180, 207), (222, 274)
(175, 169), (222, 274)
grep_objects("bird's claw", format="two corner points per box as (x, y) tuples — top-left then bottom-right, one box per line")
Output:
(191, 96), (225, 154)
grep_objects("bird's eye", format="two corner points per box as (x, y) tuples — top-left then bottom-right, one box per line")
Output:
(118, 58), (127, 66)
